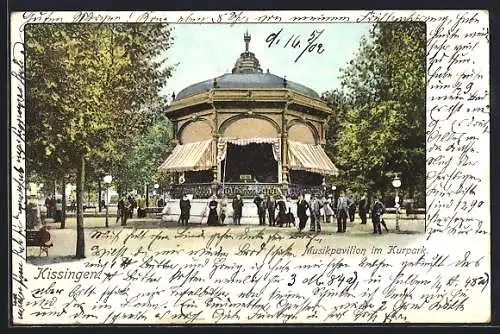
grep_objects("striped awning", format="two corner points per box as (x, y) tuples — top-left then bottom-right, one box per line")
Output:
(157, 139), (213, 173)
(288, 141), (339, 176)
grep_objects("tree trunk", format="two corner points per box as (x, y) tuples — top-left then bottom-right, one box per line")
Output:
(60, 177), (66, 229)
(145, 184), (149, 207)
(98, 179), (102, 212)
(409, 183), (415, 200)
(75, 156), (86, 259)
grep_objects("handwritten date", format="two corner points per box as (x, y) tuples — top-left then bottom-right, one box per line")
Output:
(265, 28), (326, 62)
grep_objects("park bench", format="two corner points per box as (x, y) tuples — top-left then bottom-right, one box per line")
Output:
(26, 228), (53, 256)
(144, 207), (164, 217)
(67, 204), (97, 213)
(405, 208), (426, 215)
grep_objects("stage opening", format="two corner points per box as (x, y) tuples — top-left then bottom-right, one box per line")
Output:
(221, 143), (278, 183)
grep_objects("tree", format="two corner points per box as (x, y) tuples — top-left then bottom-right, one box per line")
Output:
(324, 22), (425, 203)
(115, 117), (174, 197)
(26, 23), (175, 258)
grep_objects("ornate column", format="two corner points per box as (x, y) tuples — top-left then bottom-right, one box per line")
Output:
(172, 120), (179, 143)
(320, 119), (328, 145)
(281, 101), (290, 195)
(210, 101), (220, 196)
(281, 132), (289, 184)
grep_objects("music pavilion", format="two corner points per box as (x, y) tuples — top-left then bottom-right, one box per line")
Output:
(158, 32), (338, 199)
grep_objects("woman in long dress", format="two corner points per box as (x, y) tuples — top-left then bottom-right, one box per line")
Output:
(207, 195), (219, 226)
(276, 196), (287, 227)
(323, 196), (334, 224)
(296, 195), (310, 232)
(219, 197), (227, 225)
(285, 196), (296, 227)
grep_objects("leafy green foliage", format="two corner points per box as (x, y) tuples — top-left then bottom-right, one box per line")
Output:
(324, 23), (425, 202)
(26, 23), (175, 184)
(25, 23), (175, 255)
(115, 118), (174, 192)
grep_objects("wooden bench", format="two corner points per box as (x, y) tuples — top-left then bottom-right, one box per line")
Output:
(143, 207), (163, 217)
(144, 207), (163, 214)
(26, 228), (53, 256)
(67, 204), (97, 212)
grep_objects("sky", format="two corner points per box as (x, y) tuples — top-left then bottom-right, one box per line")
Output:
(162, 23), (373, 98)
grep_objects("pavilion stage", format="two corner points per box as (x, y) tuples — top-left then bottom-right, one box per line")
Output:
(160, 181), (324, 224)
(160, 197), (300, 224)
(158, 32), (339, 221)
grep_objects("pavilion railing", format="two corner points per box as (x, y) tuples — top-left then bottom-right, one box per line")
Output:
(170, 183), (213, 199)
(218, 183), (283, 198)
(287, 184), (325, 198)
(170, 182), (325, 199)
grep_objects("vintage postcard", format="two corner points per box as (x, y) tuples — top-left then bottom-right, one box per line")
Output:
(10, 10), (490, 324)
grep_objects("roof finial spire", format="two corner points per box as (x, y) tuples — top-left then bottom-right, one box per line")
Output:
(244, 30), (251, 53)
(232, 30), (262, 73)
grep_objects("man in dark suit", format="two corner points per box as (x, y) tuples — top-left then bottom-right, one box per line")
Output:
(266, 195), (276, 226)
(118, 195), (131, 226)
(128, 195), (137, 219)
(348, 192), (357, 223)
(358, 193), (368, 224)
(254, 194), (266, 226)
(179, 194), (191, 226)
(232, 194), (244, 225)
(336, 192), (352, 233)
(371, 193), (386, 234)
(309, 194), (322, 232)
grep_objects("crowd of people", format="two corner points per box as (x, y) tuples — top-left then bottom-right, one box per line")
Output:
(44, 189), (389, 234)
(177, 191), (390, 234)
(115, 194), (165, 226)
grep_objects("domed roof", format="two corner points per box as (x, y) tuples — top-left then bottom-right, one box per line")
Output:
(175, 31), (320, 100)
(176, 72), (320, 100)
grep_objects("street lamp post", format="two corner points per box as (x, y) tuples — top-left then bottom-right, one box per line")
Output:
(331, 185), (337, 200)
(392, 174), (401, 232)
(331, 185), (337, 215)
(154, 183), (160, 206)
(103, 175), (112, 227)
